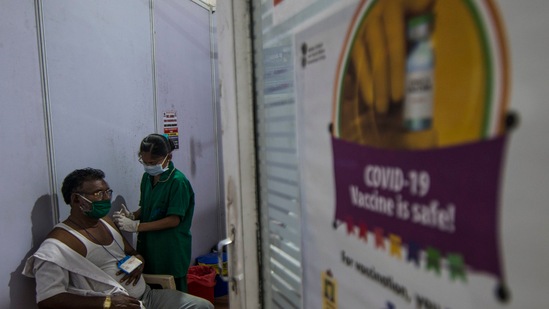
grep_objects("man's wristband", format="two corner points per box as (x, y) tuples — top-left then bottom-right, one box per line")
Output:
(103, 295), (111, 309)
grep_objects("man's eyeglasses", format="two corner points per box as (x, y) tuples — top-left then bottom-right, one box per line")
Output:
(78, 189), (113, 200)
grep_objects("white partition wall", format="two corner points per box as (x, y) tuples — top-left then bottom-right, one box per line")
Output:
(42, 0), (156, 221)
(154, 0), (223, 260)
(1, 0), (222, 307)
(0, 1), (52, 308)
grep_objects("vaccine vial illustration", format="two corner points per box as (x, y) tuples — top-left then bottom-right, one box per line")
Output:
(403, 13), (437, 148)
(404, 14), (435, 131)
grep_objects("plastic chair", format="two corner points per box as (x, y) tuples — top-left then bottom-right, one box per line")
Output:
(142, 274), (176, 290)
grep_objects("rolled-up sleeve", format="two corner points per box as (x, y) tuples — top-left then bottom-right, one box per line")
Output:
(34, 259), (70, 302)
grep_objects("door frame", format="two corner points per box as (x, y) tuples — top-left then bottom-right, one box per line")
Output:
(217, 1), (261, 308)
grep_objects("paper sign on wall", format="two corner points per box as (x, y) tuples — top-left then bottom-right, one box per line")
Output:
(163, 111), (179, 149)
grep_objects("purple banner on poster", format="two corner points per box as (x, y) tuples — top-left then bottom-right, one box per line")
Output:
(331, 136), (508, 279)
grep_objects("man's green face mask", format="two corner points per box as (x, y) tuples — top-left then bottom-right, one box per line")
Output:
(78, 194), (112, 218)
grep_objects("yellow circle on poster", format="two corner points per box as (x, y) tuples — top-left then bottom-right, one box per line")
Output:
(334, 0), (509, 149)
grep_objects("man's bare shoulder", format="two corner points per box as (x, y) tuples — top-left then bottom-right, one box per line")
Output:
(45, 226), (87, 256)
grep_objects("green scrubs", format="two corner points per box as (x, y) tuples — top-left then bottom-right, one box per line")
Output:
(137, 161), (195, 292)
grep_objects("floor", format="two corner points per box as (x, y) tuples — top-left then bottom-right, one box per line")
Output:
(213, 295), (229, 309)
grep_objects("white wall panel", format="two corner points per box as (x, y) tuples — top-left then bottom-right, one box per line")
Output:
(154, 0), (222, 260)
(41, 0), (155, 221)
(0, 0), (51, 308)
(1, 0), (223, 307)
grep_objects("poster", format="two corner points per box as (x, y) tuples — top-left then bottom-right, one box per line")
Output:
(163, 111), (180, 149)
(295, 0), (512, 308)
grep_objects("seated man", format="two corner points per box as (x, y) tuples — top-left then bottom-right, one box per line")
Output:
(23, 168), (213, 309)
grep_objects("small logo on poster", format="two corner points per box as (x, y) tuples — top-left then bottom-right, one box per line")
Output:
(322, 269), (337, 309)
(300, 41), (326, 68)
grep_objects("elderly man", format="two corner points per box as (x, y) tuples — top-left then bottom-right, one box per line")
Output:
(23, 168), (213, 309)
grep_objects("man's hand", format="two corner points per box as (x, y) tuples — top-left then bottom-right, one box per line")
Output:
(38, 293), (142, 309)
(110, 293), (142, 308)
(117, 255), (145, 287)
(114, 215), (139, 233)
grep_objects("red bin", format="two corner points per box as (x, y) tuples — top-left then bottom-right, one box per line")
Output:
(187, 265), (217, 303)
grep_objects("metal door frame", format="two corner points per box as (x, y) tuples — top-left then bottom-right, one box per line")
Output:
(217, 1), (261, 308)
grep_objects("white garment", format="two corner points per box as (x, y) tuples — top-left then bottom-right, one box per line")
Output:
(22, 220), (214, 309)
(55, 221), (146, 299)
(22, 219), (145, 302)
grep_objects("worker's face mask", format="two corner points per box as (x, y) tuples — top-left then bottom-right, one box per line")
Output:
(78, 194), (112, 218)
(143, 155), (169, 176)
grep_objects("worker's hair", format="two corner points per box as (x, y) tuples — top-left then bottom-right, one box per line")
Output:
(139, 133), (175, 157)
